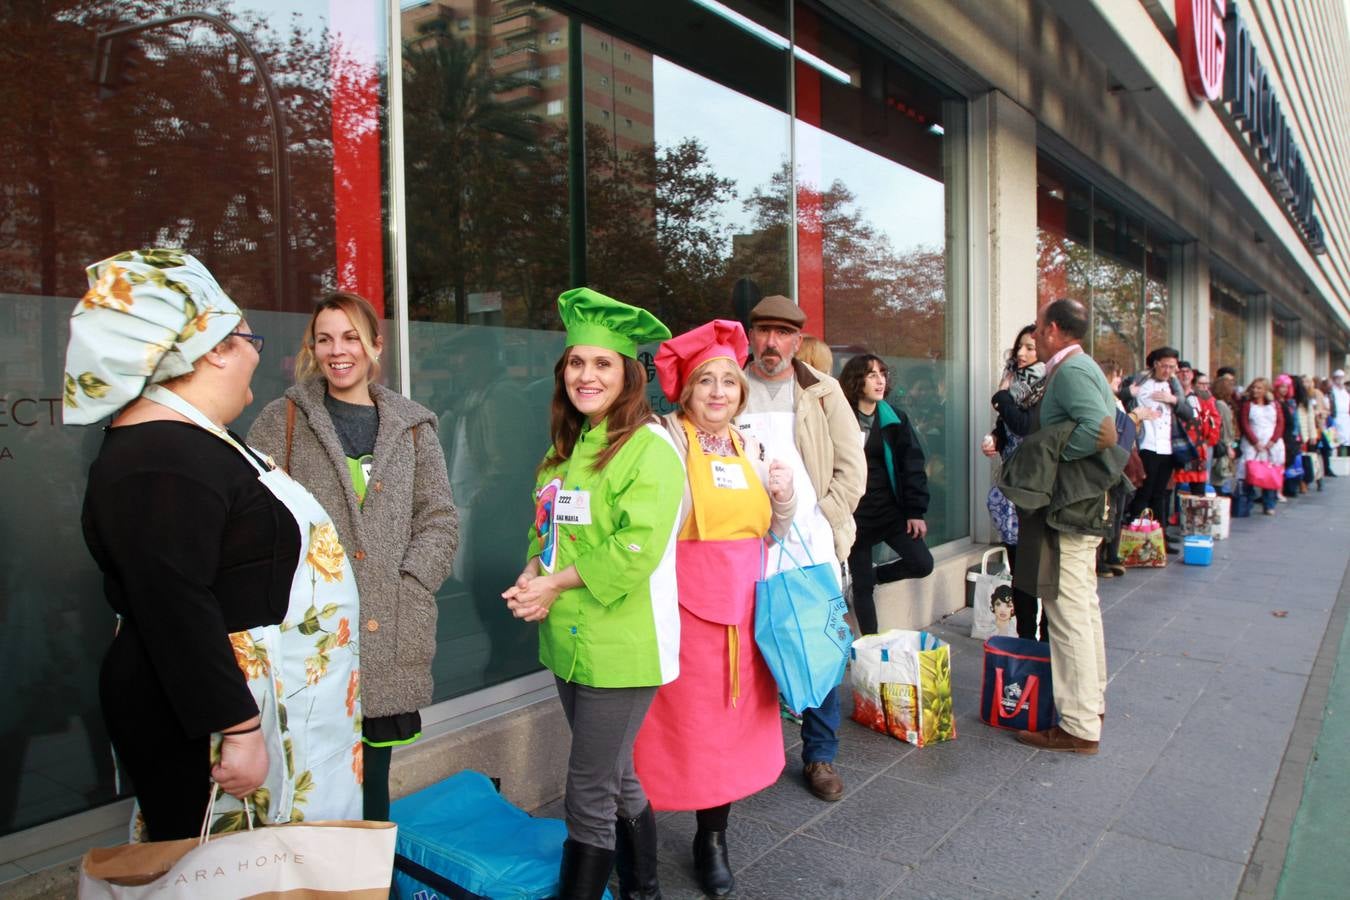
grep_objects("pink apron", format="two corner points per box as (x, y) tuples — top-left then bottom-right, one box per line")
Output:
(633, 422), (785, 810)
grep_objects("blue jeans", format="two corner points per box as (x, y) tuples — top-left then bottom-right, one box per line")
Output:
(1259, 487), (1278, 511)
(800, 684), (841, 764)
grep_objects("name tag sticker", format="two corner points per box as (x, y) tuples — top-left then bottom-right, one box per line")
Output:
(711, 460), (749, 490)
(360, 461), (373, 483)
(555, 489), (592, 525)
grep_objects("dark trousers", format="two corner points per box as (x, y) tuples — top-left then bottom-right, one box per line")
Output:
(1128, 450), (1174, 541)
(1004, 542), (1046, 642)
(846, 522), (934, 636)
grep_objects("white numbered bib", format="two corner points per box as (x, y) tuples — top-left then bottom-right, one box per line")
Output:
(711, 460), (749, 489)
(555, 489), (592, 525)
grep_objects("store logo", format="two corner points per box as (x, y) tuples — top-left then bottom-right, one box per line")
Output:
(1177, 0), (1226, 102)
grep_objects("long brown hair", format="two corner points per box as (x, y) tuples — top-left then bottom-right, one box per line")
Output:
(541, 350), (656, 474)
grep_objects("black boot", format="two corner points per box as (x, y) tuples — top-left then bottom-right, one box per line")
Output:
(614, 803), (662, 900)
(558, 838), (615, 900)
(693, 829), (734, 898)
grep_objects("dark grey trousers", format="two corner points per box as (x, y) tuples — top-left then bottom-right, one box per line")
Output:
(554, 676), (658, 847)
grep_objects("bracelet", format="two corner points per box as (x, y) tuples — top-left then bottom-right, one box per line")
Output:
(222, 722), (262, 736)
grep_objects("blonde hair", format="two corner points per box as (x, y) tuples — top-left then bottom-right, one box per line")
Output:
(294, 292), (382, 384)
(678, 357), (750, 418)
(797, 334), (833, 374)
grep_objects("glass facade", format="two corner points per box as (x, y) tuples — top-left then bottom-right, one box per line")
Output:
(1272, 316), (1291, 376)
(1210, 285), (1246, 378)
(1037, 156), (1171, 373)
(0, 0), (968, 840)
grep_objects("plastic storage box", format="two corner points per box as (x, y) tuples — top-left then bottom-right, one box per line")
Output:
(1182, 534), (1214, 566)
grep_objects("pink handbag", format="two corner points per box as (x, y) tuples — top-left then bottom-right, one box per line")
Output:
(1246, 457), (1283, 491)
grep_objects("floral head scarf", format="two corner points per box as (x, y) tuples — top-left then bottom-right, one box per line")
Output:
(63, 249), (243, 425)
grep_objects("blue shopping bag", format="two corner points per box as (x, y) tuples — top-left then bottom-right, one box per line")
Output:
(754, 525), (851, 713)
(980, 636), (1056, 733)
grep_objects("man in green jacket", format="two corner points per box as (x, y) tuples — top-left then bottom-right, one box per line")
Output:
(1013, 298), (1117, 755)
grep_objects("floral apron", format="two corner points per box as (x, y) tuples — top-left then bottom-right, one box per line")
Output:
(135, 386), (363, 836)
(633, 422), (784, 810)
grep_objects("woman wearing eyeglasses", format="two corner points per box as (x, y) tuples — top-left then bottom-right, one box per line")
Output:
(72, 250), (362, 840)
(248, 292), (458, 821)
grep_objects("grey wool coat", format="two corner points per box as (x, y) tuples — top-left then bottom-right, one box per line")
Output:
(247, 378), (458, 719)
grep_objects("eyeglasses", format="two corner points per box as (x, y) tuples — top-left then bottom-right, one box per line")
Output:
(233, 331), (265, 353)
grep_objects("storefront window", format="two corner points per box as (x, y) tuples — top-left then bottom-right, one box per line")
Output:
(1037, 156), (1169, 373)
(792, 3), (968, 544)
(0, 0), (381, 837)
(400, 0), (795, 698)
(1272, 317), (1291, 376)
(1210, 286), (1246, 378)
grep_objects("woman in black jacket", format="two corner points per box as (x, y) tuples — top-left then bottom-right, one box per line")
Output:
(839, 354), (933, 636)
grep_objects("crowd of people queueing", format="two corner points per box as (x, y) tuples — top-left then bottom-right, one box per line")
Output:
(986, 321), (1350, 643)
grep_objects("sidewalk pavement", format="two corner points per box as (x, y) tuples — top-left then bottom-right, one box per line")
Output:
(558, 482), (1350, 899)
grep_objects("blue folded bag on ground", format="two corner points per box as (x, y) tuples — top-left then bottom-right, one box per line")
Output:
(980, 636), (1056, 733)
(392, 770), (610, 900)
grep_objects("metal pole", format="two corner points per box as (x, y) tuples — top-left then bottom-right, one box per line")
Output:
(95, 13), (292, 310)
(567, 17), (587, 289)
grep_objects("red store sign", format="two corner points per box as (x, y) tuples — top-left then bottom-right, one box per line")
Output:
(1177, 0), (1226, 102)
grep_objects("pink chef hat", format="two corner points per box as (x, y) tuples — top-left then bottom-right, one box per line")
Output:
(655, 319), (749, 403)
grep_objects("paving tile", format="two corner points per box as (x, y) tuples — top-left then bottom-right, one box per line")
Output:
(1062, 831), (1245, 900)
(919, 800), (1105, 897)
(832, 717), (917, 773)
(990, 753), (1145, 828)
(736, 832), (908, 900)
(1111, 771), (1268, 863)
(884, 730), (1034, 798)
(735, 760), (876, 830)
(884, 866), (1005, 898)
(653, 810), (790, 875)
(1142, 625), (1246, 663)
(801, 770), (983, 864)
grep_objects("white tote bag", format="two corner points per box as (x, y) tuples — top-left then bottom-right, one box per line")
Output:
(968, 547), (1014, 640)
(79, 786), (396, 899)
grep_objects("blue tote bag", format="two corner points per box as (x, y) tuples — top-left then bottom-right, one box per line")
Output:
(753, 525), (851, 713)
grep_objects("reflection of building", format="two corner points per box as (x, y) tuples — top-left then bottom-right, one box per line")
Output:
(401, 1), (655, 154)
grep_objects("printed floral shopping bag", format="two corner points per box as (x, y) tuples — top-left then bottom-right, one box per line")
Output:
(1119, 511), (1167, 567)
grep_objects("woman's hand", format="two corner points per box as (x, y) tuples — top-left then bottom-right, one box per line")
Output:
(1152, 389), (1176, 405)
(1136, 406), (1162, 422)
(510, 557), (542, 593)
(998, 371), (1012, 391)
(212, 721), (268, 799)
(504, 574), (563, 622)
(906, 518), (928, 539)
(767, 459), (794, 502)
(980, 433), (999, 458)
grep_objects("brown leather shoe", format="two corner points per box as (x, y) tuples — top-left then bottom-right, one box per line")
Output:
(1015, 725), (1099, 755)
(803, 761), (845, 801)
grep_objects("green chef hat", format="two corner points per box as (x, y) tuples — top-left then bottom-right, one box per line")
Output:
(558, 287), (671, 359)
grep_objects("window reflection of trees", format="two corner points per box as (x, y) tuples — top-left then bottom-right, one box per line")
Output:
(0, 1), (345, 312)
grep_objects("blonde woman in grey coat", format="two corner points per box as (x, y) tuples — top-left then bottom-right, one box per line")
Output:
(248, 292), (457, 820)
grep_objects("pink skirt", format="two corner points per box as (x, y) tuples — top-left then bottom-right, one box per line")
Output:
(633, 602), (785, 810)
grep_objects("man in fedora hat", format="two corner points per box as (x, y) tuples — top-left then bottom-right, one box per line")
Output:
(737, 295), (864, 802)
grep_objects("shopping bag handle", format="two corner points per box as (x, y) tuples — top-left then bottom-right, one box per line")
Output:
(765, 521), (817, 574)
(199, 782), (255, 845)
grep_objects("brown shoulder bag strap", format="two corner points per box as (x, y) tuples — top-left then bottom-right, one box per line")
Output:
(284, 399), (296, 473)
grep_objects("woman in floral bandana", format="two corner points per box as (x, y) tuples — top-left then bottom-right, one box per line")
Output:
(70, 250), (362, 840)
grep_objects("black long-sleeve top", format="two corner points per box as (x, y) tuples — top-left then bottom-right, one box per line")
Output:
(82, 421), (299, 738)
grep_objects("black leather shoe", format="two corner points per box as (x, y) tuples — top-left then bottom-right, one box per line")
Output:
(559, 838), (616, 900)
(614, 803), (662, 900)
(693, 829), (734, 898)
